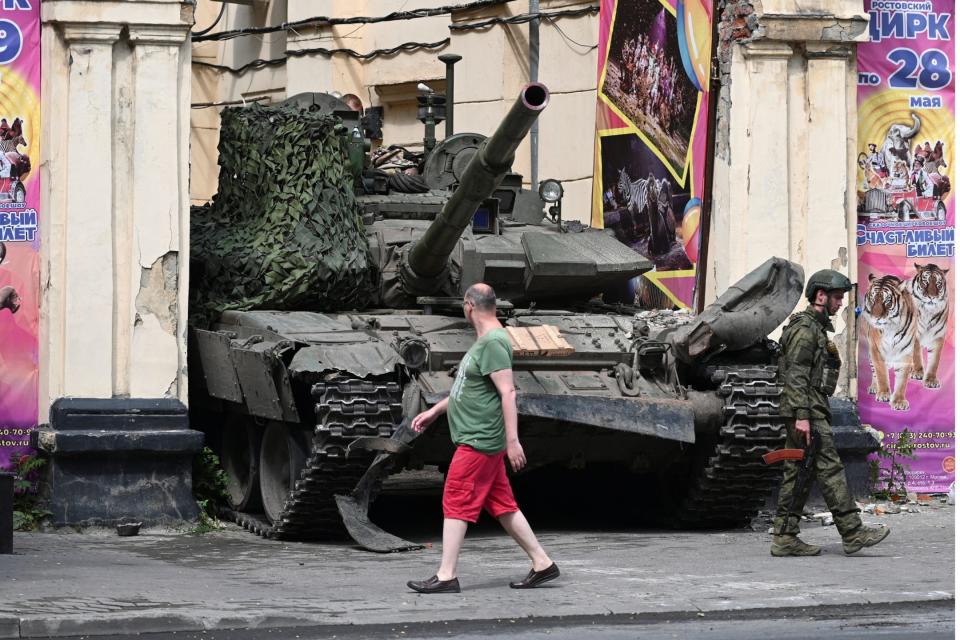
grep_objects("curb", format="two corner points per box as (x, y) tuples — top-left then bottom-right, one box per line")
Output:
(0, 617), (18, 640)
(13, 613), (322, 640)
(7, 598), (955, 639)
(20, 615), (196, 639)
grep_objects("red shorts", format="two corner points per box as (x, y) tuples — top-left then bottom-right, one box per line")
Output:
(442, 445), (519, 522)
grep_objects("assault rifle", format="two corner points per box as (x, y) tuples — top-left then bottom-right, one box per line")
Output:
(763, 427), (822, 535)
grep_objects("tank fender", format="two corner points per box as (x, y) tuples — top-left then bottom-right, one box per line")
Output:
(193, 328), (300, 422)
(667, 257), (804, 363)
(230, 340), (300, 422)
(419, 389), (695, 443)
(516, 394), (694, 443)
(192, 328), (244, 404)
(335, 419), (426, 553)
(288, 342), (400, 379)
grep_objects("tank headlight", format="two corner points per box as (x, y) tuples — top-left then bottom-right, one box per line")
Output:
(538, 179), (564, 203)
(398, 338), (429, 371)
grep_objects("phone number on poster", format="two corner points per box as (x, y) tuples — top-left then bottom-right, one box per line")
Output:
(0, 427), (31, 436)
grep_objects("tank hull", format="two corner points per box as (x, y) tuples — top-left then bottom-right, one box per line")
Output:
(187, 77), (814, 549)
(191, 291), (790, 548)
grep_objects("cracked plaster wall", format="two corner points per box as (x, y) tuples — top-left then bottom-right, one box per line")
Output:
(39, 1), (193, 420)
(132, 253), (181, 398)
(709, 0), (867, 397)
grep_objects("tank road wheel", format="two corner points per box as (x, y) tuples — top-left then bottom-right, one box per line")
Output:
(221, 417), (263, 512)
(227, 378), (403, 540)
(259, 422), (310, 524)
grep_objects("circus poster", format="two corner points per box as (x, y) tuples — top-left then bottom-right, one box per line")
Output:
(592, 0), (713, 309)
(0, 4), (40, 470)
(855, 0), (954, 492)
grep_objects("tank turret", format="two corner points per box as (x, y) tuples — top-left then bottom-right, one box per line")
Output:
(372, 80), (646, 307)
(399, 83), (549, 295)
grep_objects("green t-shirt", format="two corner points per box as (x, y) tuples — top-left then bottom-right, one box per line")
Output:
(447, 327), (513, 454)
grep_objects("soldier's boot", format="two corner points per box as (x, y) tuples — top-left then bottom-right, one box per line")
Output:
(770, 535), (822, 557)
(842, 524), (891, 555)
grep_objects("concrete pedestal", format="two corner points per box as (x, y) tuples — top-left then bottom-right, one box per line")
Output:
(31, 398), (204, 527)
(830, 398), (882, 498)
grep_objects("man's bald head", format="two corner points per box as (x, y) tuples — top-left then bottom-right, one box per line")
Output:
(464, 283), (496, 312)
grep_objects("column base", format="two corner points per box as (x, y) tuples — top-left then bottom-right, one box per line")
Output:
(830, 398), (882, 498)
(30, 398), (204, 527)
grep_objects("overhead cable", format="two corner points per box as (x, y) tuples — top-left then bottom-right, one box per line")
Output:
(192, 2), (227, 37)
(190, 4), (599, 75)
(192, 39), (451, 76)
(544, 11), (598, 51)
(191, 97), (271, 109)
(192, 0), (511, 42)
(449, 5), (598, 31)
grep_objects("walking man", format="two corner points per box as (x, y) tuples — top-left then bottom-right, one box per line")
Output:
(406, 283), (558, 593)
(772, 269), (891, 557)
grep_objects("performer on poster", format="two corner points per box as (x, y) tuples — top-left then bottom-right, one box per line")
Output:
(867, 143), (888, 178)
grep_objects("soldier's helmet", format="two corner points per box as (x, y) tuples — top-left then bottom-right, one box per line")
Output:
(805, 269), (852, 301)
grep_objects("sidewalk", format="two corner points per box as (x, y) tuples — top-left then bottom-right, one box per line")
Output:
(0, 501), (953, 639)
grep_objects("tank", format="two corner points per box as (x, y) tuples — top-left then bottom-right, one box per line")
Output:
(190, 83), (805, 550)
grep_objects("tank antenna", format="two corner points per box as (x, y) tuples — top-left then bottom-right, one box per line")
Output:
(438, 54), (462, 138)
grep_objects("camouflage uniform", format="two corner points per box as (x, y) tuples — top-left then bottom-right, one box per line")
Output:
(773, 306), (862, 537)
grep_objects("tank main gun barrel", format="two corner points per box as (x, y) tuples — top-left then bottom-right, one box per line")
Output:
(403, 83), (550, 286)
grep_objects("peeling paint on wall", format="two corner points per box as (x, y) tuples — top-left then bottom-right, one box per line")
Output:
(821, 20), (867, 42)
(129, 251), (180, 397)
(135, 252), (179, 335)
(715, 0), (761, 161)
(830, 246), (849, 271)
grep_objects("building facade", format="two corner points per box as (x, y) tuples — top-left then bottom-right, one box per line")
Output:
(18, 0), (874, 523)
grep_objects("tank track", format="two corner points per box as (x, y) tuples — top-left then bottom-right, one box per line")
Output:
(670, 366), (787, 528)
(224, 378), (402, 540)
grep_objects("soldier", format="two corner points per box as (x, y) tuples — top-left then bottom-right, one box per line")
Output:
(772, 269), (891, 557)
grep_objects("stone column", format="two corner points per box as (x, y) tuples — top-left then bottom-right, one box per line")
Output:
(802, 44), (858, 279)
(127, 25), (190, 399)
(60, 24), (123, 398)
(41, 2), (194, 414)
(37, 2), (201, 527)
(801, 43), (861, 393)
(707, 5), (867, 301)
(732, 41), (793, 285)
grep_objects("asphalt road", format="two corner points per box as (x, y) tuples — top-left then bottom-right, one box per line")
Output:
(49, 601), (956, 640)
(3, 473), (953, 639)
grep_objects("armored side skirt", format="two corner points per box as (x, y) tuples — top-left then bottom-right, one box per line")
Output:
(516, 394), (694, 443)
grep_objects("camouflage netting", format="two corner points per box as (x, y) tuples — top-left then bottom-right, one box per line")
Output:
(190, 103), (375, 327)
